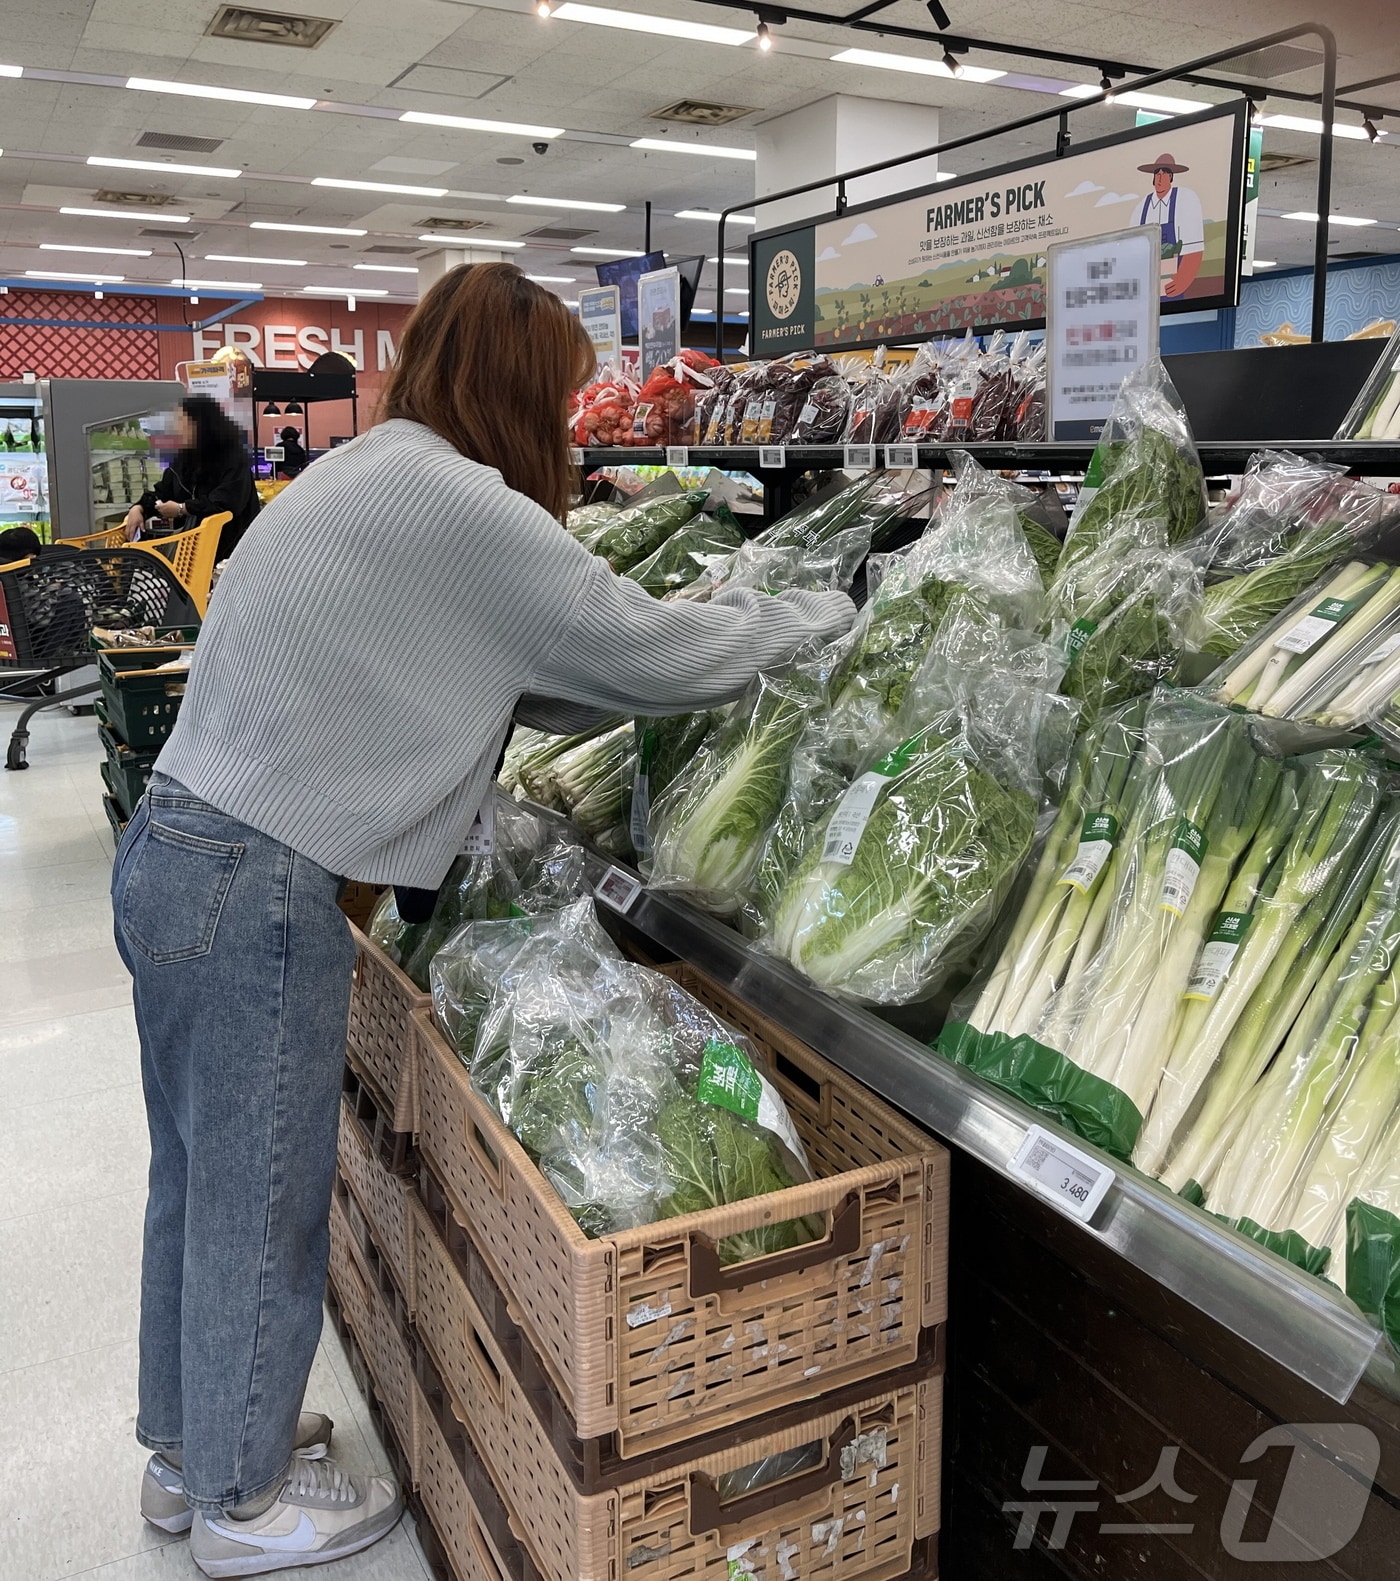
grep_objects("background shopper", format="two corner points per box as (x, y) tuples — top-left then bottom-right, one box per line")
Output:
(123, 394), (260, 560)
(111, 261), (854, 1578)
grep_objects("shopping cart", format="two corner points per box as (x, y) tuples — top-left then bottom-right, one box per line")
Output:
(1, 547), (200, 769)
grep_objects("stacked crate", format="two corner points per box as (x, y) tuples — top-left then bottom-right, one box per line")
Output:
(94, 641), (195, 836)
(331, 921), (950, 1581)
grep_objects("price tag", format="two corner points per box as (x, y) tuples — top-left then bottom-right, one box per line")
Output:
(884, 444), (918, 469)
(1362, 632), (1400, 667)
(844, 444), (876, 471)
(461, 796), (495, 858)
(568, 445), (585, 465)
(594, 865), (643, 915)
(1010, 1125), (1114, 1222)
(666, 446), (690, 468)
(758, 446), (787, 469)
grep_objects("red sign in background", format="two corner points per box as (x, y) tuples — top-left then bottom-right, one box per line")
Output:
(0, 288), (416, 443)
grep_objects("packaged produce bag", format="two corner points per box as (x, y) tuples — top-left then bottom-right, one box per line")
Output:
(629, 349), (720, 446)
(764, 617), (1071, 1006)
(1047, 514), (1202, 730)
(624, 507), (745, 598)
(1339, 1112), (1400, 1351)
(589, 487), (709, 574)
(1336, 324), (1400, 440)
(572, 363), (639, 448)
(943, 690), (1302, 1160)
(1057, 357), (1205, 577)
(464, 904), (816, 1252)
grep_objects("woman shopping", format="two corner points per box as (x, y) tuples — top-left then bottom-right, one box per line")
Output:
(111, 262), (855, 1578)
(123, 393), (260, 560)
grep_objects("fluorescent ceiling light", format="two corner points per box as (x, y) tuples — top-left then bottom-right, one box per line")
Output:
(353, 263), (417, 273)
(26, 270), (125, 283)
(418, 233), (526, 247)
(690, 308), (715, 318)
(1059, 83), (1208, 114)
(61, 207), (192, 223)
(252, 221), (367, 236)
(1281, 210), (1377, 226)
(571, 246), (643, 257)
(172, 277), (262, 290)
(707, 255), (746, 265)
(561, 299), (580, 308)
(631, 139), (756, 162)
(126, 77), (317, 110)
(724, 287), (748, 295)
(736, 311), (748, 318)
(206, 253), (307, 266)
(88, 155), (240, 178)
(303, 285), (388, 296)
(400, 110), (564, 138)
(1261, 113), (1369, 141)
(527, 273), (576, 282)
(550, 4), (754, 46)
(831, 47), (1005, 83)
(313, 177), (447, 197)
(675, 209), (756, 223)
(507, 194), (626, 212)
(0, 64), (22, 78)
(41, 242), (151, 257)
(1253, 259), (1277, 267)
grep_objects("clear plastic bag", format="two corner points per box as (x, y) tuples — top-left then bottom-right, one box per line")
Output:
(896, 342), (945, 442)
(841, 355), (903, 444)
(624, 508), (745, 598)
(1058, 358), (1205, 575)
(588, 489), (709, 574)
(1191, 453), (1393, 661)
(1337, 1108), (1400, 1350)
(762, 618), (1071, 1006)
(1335, 326), (1400, 440)
(1047, 514), (1202, 730)
(790, 372), (854, 444)
(467, 918), (814, 1247)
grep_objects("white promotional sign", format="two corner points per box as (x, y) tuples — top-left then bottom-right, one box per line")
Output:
(579, 285), (622, 368)
(637, 266), (682, 379)
(1046, 224), (1161, 441)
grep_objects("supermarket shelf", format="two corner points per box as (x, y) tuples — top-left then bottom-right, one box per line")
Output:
(580, 440), (1400, 475)
(569, 839), (1390, 1405)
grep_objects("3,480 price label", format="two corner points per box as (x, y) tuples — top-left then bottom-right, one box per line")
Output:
(1009, 1125), (1115, 1222)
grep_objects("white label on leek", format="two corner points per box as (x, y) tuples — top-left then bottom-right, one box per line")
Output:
(822, 772), (886, 865)
(1058, 812), (1118, 893)
(461, 795), (495, 857)
(1362, 632), (1400, 668)
(1160, 818), (1206, 917)
(1274, 595), (1357, 655)
(1184, 911), (1253, 1002)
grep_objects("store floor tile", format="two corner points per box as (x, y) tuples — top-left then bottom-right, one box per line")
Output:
(0, 705), (430, 1581)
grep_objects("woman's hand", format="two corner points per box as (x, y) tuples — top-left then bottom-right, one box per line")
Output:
(154, 500), (186, 522)
(123, 505), (144, 540)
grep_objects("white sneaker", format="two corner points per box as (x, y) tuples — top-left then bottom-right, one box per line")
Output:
(190, 1456), (402, 1577)
(140, 1412), (334, 1534)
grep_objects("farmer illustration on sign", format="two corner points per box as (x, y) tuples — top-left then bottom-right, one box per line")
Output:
(1135, 151), (1205, 299)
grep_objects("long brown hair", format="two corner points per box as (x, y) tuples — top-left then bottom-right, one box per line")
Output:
(381, 263), (593, 521)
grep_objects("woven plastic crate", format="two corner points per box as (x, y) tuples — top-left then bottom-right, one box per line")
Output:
(338, 1092), (416, 1315)
(413, 1184), (939, 1581)
(416, 1355), (547, 1581)
(95, 645), (192, 750)
(411, 960), (948, 1455)
(348, 922), (424, 1133)
(327, 1183), (418, 1476)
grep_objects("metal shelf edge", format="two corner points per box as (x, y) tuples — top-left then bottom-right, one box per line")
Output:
(577, 845), (1386, 1405)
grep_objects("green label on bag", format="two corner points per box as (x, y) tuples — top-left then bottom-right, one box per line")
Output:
(873, 734), (921, 777)
(1083, 445), (1106, 490)
(1161, 818), (1207, 916)
(1275, 596), (1359, 655)
(1066, 618), (1097, 657)
(1058, 811), (1118, 893)
(1184, 910), (1253, 1001)
(698, 1039), (762, 1121)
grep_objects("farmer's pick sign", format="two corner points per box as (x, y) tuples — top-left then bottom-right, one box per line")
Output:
(749, 101), (1247, 352)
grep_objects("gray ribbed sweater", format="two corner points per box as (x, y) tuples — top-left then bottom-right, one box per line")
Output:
(158, 419), (855, 886)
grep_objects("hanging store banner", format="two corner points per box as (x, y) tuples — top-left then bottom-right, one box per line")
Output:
(750, 101), (1248, 353)
(579, 285), (622, 368)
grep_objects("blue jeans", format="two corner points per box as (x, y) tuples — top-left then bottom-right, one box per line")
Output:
(111, 774), (355, 1514)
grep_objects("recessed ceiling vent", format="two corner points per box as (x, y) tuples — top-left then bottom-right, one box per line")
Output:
(138, 130), (227, 154)
(365, 244), (421, 255)
(139, 228), (202, 240)
(652, 99), (757, 127)
(416, 216), (487, 232)
(92, 189), (186, 208)
(1259, 151), (1316, 174)
(523, 225), (594, 241)
(1218, 43), (1324, 81)
(206, 6), (337, 48)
